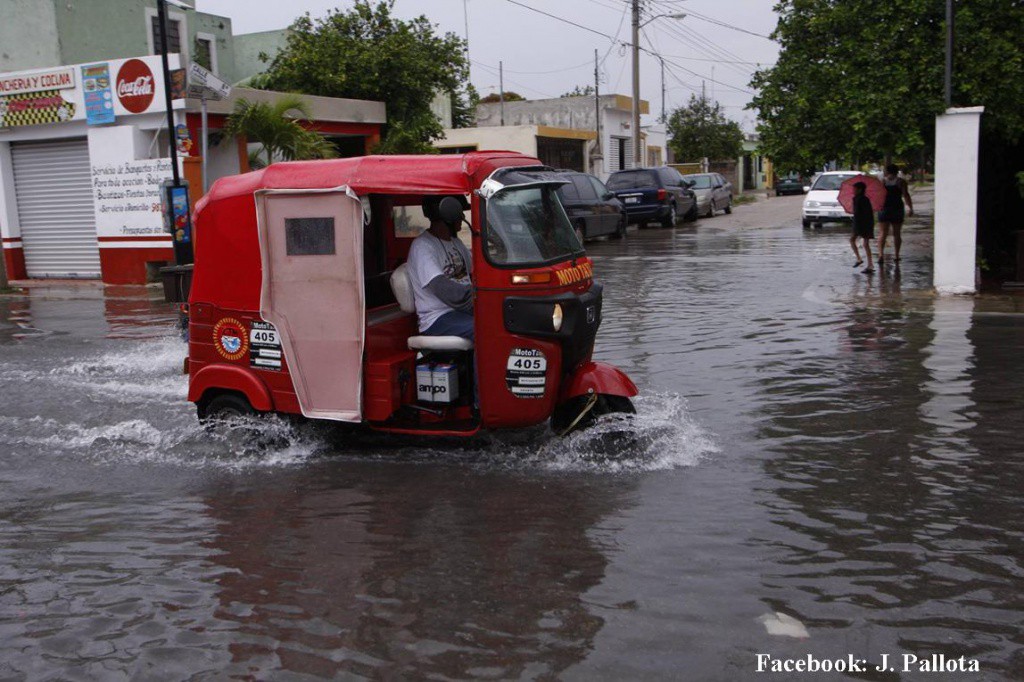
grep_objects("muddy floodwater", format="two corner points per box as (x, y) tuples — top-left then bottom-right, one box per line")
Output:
(2, 195), (1024, 680)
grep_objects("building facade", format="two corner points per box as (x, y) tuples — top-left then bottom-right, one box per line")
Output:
(436, 95), (651, 179)
(0, 2), (384, 284)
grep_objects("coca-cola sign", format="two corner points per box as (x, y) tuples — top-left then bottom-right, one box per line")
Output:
(116, 59), (155, 114)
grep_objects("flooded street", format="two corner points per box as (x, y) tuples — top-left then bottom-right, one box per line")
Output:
(3, 193), (1024, 680)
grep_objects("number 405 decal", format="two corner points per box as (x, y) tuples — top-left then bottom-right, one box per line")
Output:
(505, 348), (547, 398)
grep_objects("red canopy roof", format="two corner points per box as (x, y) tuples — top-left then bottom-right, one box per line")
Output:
(200, 151), (542, 208)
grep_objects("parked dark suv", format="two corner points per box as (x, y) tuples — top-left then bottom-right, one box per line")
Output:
(553, 170), (627, 242)
(606, 166), (697, 227)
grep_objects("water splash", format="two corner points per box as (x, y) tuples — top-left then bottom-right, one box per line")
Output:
(19, 337), (715, 473)
(513, 392), (718, 473)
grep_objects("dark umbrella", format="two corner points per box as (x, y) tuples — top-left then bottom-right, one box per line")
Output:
(839, 174), (886, 213)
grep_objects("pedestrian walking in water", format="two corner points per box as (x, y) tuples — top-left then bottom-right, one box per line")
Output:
(850, 181), (875, 273)
(876, 164), (913, 263)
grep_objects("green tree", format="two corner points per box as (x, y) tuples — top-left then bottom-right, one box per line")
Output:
(561, 85), (595, 98)
(451, 82), (480, 129)
(222, 95), (337, 169)
(667, 94), (744, 162)
(260, 1), (468, 154)
(479, 91), (525, 104)
(750, 0), (1024, 170)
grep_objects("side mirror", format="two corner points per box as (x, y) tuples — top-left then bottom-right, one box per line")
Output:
(438, 196), (466, 227)
(802, 186), (811, 193)
(602, 191), (615, 200)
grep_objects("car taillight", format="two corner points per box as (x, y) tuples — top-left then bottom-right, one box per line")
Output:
(657, 188), (667, 201)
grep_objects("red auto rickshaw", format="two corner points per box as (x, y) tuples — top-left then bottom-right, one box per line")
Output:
(185, 151), (637, 436)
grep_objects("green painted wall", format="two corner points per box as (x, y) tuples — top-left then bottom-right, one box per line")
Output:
(3, 0), (258, 83)
(0, 0), (60, 72)
(53, 0), (152, 66)
(49, 1), (234, 77)
(231, 30), (290, 84)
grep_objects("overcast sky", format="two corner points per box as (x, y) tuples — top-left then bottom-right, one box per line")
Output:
(197, 0), (779, 130)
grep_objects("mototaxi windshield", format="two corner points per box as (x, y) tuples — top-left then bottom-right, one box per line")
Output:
(485, 184), (583, 266)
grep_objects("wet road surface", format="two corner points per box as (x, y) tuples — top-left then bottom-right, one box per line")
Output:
(2, 190), (1024, 680)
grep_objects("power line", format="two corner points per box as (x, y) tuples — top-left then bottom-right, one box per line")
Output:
(472, 60), (560, 99)
(505, 0), (621, 43)
(502, 0), (755, 97)
(647, 0), (776, 39)
(473, 57), (595, 75)
(679, 8), (773, 40)
(652, 20), (753, 81)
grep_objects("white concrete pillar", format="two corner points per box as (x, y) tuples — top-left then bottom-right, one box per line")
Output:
(933, 106), (984, 294)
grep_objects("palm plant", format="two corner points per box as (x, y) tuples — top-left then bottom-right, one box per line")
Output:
(222, 95), (337, 168)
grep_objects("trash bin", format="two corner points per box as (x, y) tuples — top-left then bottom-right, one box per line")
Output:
(160, 264), (193, 303)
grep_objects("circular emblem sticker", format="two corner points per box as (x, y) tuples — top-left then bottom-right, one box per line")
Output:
(213, 317), (249, 361)
(116, 59), (155, 114)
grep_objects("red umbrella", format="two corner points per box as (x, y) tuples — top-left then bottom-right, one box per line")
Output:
(838, 174), (886, 213)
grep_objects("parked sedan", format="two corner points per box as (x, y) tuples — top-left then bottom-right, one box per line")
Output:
(682, 172), (733, 217)
(606, 166), (697, 227)
(774, 172), (806, 196)
(554, 170), (627, 242)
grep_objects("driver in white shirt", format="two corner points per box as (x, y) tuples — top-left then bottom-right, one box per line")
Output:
(405, 196), (473, 340)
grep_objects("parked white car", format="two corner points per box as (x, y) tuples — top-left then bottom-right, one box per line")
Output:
(802, 171), (861, 228)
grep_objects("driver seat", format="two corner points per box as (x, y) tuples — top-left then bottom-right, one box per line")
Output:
(389, 263), (474, 351)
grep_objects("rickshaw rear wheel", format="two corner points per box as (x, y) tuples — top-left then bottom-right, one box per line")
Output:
(551, 393), (636, 436)
(198, 392), (256, 424)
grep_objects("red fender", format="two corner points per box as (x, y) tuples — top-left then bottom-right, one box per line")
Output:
(560, 361), (639, 401)
(188, 363), (274, 411)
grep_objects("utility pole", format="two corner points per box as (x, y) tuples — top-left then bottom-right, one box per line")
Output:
(156, 0), (192, 266)
(660, 57), (665, 123)
(944, 0), (954, 107)
(499, 60), (505, 126)
(631, 0), (641, 167)
(593, 48), (603, 175)
(157, 0), (179, 188)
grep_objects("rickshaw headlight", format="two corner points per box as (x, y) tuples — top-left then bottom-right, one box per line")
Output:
(552, 304), (564, 332)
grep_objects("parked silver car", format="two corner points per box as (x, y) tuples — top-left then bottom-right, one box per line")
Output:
(682, 173), (733, 217)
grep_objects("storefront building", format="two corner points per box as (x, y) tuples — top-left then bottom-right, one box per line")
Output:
(1, 55), (184, 283)
(0, 56), (386, 284)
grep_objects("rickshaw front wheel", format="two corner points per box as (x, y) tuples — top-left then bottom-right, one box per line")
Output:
(551, 393), (636, 436)
(198, 392), (256, 424)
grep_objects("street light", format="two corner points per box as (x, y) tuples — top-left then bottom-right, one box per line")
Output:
(631, 6), (686, 166)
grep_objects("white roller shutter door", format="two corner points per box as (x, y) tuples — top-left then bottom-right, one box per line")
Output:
(12, 138), (100, 278)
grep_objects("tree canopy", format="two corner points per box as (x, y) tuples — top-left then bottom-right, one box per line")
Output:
(561, 85), (595, 98)
(479, 91), (526, 104)
(259, 1), (468, 154)
(667, 94), (745, 162)
(750, 0), (1024, 170)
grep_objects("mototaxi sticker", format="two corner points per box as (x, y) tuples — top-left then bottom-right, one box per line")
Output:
(213, 317), (249, 361)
